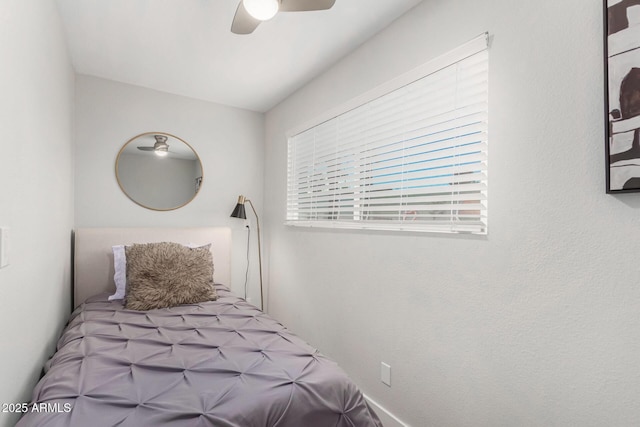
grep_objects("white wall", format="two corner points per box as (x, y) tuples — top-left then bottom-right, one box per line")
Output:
(0, 1), (75, 426)
(74, 75), (264, 297)
(264, 1), (640, 426)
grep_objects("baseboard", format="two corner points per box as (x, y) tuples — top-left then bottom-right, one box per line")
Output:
(364, 394), (409, 427)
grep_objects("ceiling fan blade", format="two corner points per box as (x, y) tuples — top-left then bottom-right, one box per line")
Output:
(137, 146), (155, 151)
(231, 1), (261, 34)
(279, 0), (336, 12)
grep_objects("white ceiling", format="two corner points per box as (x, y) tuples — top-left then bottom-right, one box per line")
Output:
(55, 0), (423, 112)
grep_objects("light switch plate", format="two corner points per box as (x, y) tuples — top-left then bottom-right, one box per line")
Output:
(0, 227), (9, 268)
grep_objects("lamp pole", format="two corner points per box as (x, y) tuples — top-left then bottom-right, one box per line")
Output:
(245, 198), (263, 311)
(230, 195), (264, 311)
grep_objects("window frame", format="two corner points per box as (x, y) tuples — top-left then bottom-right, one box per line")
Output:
(286, 33), (489, 234)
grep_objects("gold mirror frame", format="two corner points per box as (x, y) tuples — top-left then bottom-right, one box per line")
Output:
(115, 132), (203, 211)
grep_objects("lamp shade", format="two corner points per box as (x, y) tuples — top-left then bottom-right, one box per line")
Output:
(230, 195), (247, 219)
(243, 0), (279, 21)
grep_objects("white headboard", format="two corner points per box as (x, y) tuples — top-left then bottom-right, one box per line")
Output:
(74, 227), (231, 307)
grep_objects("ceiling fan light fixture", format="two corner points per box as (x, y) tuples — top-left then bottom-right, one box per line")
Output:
(243, 0), (279, 21)
(155, 149), (169, 157)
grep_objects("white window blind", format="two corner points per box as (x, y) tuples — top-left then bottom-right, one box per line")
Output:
(287, 34), (488, 234)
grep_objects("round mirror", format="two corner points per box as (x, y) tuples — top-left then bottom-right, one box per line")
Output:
(115, 132), (203, 211)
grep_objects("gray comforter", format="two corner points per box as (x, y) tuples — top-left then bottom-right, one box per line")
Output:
(17, 285), (382, 426)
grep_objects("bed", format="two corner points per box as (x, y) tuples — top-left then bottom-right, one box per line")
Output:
(17, 227), (382, 427)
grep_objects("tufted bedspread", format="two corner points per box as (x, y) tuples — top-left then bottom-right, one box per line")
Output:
(17, 285), (382, 427)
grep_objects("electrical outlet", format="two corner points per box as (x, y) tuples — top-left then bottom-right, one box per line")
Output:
(381, 362), (391, 387)
(0, 227), (9, 269)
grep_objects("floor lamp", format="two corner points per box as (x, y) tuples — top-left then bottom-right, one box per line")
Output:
(230, 195), (263, 311)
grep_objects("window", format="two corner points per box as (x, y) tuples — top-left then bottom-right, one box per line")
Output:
(287, 34), (488, 234)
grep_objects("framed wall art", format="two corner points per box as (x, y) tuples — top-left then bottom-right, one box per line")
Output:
(605, 0), (640, 192)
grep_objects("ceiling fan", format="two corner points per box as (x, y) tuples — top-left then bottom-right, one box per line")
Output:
(137, 135), (169, 157)
(231, 0), (336, 35)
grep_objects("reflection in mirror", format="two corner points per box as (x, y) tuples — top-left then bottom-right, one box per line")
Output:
(116, 132), (203, 211)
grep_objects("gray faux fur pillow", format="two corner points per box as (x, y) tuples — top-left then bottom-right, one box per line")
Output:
(124, 242), (217, 311)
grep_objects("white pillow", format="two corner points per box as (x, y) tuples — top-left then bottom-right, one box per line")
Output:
(108, 245), (127, 301)
(108, 243), (210, 301)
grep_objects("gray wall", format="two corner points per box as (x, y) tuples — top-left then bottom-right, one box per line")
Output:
(264, 0), (640, 425)
(0, 1), (75, 426)
(74, 75), (265, 299)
